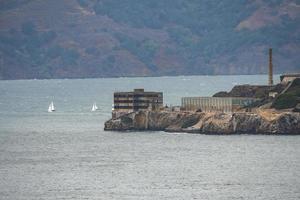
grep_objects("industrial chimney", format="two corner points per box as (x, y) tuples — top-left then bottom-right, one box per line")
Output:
(268, 48), (273, 85)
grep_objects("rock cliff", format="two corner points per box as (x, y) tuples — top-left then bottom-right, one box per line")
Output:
(104, 111), (300, 134)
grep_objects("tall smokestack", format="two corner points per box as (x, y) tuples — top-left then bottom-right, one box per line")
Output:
(268, 48), (273, 85)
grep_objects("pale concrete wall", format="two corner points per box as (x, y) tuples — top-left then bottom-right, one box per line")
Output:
(182, 97), (257, 113)
(182, 97), (232, 113)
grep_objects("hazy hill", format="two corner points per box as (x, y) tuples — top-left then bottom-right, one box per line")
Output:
(0, 0), (299, 79)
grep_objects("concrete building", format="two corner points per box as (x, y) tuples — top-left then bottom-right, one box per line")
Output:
(269, 91), (278, 98)
(113, 89), (163, 118)
(181, 97), (258, 113)
(280, 74), (300, 84)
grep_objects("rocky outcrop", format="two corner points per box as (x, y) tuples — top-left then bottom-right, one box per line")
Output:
(104, 110), (300, 134)
(213, 84), (286, 98)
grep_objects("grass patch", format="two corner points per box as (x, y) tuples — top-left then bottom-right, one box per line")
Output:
(272, 86), (300, 109)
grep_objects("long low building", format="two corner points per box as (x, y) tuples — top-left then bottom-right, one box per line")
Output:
(113, 89), (163, 118)
(181, 97), (258, 113)
(280, 74), (300, 84)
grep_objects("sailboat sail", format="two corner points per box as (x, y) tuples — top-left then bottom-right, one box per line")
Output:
(51, 102), (55, 111)
(48, 104), (52, 112)
(48, 102), (55, 112)
(91, 103), (98, 111)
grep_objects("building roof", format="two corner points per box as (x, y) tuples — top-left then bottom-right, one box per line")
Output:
(182, 96), (258, 100)
(280, 73), (300, 81)
(114, 89), (162, 95)
(281, 73), (300, 77)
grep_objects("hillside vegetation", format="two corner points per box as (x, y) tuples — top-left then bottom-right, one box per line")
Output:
(272, 78), (300, 109)
(0, 0), (299, 79)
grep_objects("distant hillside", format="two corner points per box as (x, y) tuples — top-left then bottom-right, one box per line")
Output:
(0, 0), (299, 79)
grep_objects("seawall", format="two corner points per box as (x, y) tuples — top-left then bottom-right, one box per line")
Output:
(104, 110), (300, 134)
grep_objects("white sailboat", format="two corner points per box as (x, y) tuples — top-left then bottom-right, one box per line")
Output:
(48, 101), (55, 112)
(91, 102), (98, 112)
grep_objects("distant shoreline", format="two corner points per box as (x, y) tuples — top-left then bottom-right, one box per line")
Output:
(0, 73), (283, 81)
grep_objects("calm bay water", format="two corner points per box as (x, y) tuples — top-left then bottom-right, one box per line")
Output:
(0, 75), (299, 199)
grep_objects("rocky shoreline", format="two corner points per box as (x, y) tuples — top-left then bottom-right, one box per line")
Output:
(104, 110), (300, 134)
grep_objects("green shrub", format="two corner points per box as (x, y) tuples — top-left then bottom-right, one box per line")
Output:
(273, 87), (300, 109)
